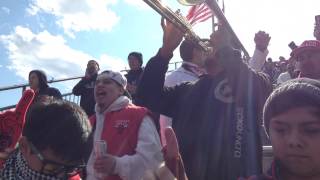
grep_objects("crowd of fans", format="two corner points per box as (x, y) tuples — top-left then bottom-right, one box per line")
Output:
(0, 14), (319, 180)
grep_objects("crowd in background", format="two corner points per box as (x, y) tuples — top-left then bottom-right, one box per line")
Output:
(0, 14), (319, 180)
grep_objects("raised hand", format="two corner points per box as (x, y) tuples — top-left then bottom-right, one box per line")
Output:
(254, 31), (271, 52)
(160, 17), (184, 59)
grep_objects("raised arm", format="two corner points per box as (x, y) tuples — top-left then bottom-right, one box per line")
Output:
(249, 31), (271, 71)
(135, 18), (184, 117)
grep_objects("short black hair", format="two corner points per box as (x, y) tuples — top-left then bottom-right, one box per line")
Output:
(263, 78), (320, 135)
(179, 40), (194, 62)
(88, 60), (99, 68)
(128, 52), (143, 67)
(179, 39), (209, 62)
(23, 97), (92, 163)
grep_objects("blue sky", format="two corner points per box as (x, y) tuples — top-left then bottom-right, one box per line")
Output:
(0, 0), (319, 107)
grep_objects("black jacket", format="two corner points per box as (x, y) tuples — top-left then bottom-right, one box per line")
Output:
(125, 68), (144, 103)
(38, 87), (62, 99)
(72, 74), (97, 117)
(125, 68), (144, 85)
(136, 47), (272, 180)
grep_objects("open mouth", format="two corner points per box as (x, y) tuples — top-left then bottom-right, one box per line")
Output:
(96, 90), (107, 98)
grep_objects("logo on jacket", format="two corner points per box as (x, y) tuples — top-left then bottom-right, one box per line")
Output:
(114, 120), (129, 134)
(234, 107), (244, 158)
(214, 79), (234, 103)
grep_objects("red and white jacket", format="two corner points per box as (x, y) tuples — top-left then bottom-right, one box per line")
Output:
(86, 96), (163, 180)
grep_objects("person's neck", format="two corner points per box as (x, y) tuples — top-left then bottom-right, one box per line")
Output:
(97, 102), (111, 113)
(97, 97), (122, 113)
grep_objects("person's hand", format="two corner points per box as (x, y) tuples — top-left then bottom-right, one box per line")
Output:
(94, 154), (117, 175)
(0, 148), (14, 160)
(160, 17), (184, 59)
(254, 31), (271, 52)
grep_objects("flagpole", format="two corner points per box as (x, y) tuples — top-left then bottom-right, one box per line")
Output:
(211, 0), (216, 32)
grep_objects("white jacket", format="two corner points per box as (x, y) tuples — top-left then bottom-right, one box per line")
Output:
(86, 96), (163, 180)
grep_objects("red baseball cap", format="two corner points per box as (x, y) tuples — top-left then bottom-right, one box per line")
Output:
(291, 40), (320, 57)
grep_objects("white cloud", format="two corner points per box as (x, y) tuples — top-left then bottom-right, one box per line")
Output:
(0, 26), (126, 82)
(124, 0), (149, 10)
(1, 6), (10, 14)
(27, 0), (120, 37)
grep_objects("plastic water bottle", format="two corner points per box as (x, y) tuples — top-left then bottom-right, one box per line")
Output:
(94, 140), (107, 179)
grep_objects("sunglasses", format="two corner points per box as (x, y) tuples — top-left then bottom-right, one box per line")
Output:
(28, 141), (86, 178)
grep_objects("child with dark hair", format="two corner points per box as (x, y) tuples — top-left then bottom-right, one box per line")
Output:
(242, 78), (320, 180)
(1, 97), (92, 180)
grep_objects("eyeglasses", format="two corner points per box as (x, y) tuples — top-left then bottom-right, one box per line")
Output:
(28, 141), (86, 178)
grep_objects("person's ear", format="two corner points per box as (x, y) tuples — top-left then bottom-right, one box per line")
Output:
(19, 136), (32, 156)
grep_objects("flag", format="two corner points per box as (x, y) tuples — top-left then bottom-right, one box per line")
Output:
(186, 3), (213, 26)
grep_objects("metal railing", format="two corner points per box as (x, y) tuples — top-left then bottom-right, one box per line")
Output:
(0, 76), (83, 111)
(0, 61), (184, 111)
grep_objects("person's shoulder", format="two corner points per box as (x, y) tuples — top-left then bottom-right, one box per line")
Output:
(47, 87), (60, 93)
(44, 87), (62, 99)
(166, 68), (198, 85)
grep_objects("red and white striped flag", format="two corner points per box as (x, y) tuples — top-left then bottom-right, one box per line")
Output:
(186, 3), (213, 26)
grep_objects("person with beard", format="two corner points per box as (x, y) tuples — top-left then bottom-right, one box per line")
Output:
(125, 52), (144, 103)
(0, 97), (92, 180)
(136, 18), (272, 179)
(29, 70), (62, 99)
(73, 60), (100, 117)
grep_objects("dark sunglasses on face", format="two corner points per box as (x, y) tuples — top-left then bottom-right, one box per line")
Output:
(28, 141), (86, 178)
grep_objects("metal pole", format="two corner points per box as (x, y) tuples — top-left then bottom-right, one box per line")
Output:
(211, 0), (216, 32)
